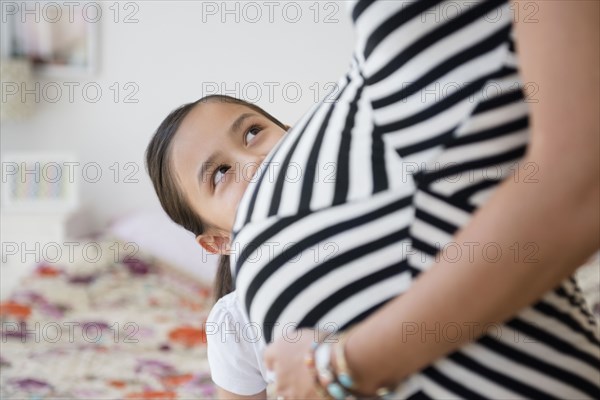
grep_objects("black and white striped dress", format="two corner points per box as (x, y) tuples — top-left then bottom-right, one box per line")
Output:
(230, 0), (600, 398)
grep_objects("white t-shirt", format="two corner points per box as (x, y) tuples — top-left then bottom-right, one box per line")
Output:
(206, 290), (274, 395)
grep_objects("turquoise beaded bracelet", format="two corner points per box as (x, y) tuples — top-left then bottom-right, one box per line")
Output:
(310, 333), (403, 400)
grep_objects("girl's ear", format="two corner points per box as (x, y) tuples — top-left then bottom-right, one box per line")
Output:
(196, 234), (231, 255)
(196, 235), (217, 254)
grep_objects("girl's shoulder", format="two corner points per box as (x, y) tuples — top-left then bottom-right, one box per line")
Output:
(205, 291), (270, 395)
(206, 290), (249, 325)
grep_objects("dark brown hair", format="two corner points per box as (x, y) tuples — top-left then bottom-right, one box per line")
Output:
(145, 95), (287, 304)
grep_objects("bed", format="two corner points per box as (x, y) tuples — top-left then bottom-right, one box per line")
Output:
(1, 235), (218, 399)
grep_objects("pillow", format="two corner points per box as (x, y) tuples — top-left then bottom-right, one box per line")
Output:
(106, 209), (219, 283)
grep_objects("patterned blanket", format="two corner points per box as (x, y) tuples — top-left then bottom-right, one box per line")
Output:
(1, 237), (217, 399)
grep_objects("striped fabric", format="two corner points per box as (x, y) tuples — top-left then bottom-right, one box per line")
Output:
(230, 1), (600, 398)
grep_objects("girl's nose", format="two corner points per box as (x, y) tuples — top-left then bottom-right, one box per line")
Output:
(232, 153), (265, 185)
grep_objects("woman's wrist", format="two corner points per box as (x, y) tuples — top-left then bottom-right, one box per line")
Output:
(337, 328), (387, 396)
(305, 326), (406, 399)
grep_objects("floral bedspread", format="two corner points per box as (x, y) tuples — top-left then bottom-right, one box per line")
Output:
(1, 237), (217, 399)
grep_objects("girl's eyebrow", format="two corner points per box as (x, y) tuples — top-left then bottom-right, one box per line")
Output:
(230, 112), (258, 136)
(197, 112), (258, 186)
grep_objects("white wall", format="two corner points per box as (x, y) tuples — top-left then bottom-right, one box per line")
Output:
(0, 1), (355, 233)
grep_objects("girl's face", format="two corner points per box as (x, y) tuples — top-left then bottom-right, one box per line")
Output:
(170, 101), (288, 252)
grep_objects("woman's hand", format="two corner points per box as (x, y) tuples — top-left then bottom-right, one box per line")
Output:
(263, 328), (330, 400)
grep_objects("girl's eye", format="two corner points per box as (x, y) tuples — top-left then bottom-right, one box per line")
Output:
(245, 124), (263, 145)
(212, 165), (230, 188)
